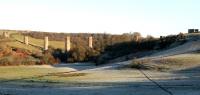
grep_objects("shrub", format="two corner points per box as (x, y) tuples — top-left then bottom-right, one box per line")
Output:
(38, 51), (60, 65)
(67, 46), (87, 62)
(0, 46), (12, 57)
(95, 53), (111, 65)
(0, 58), (11, 66)
(21, 58), (37, 65)
(130, 60), (150, 69)
(0, 57), (21, 66)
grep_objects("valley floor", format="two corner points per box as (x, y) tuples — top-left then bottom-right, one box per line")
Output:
(0, 61), (200, 95)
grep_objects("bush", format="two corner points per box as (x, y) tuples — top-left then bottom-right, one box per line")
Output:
(67, 46), (87, 62)
(0, 46), (12, 57)
(0, 58), (11, 66)
(0, 57), (21, 66)
(130, 60), (150, 69)
(95, 53), (111, 65)
(129, 59), (169, 71)
(38, 51), (60, 65)
(21, 57), (37, 65)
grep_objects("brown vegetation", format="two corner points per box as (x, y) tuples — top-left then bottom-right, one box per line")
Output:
(0, 36), (59, 66)
(0, 30), (188, 65)
(22, 31), (187, 65)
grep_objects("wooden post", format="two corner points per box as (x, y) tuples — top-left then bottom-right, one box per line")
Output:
(65, 36), (70, 52)
(89, 36), (93, 48)
(24, 36), (29, 45)
(44, 37), (48, 50)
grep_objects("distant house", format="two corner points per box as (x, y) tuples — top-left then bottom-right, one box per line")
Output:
(188, 29), (199, 33)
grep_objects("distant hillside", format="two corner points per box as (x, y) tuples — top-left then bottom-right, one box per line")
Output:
(2, 29), (198, 64)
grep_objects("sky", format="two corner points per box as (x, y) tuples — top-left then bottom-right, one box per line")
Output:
(0, 0), (199, 37)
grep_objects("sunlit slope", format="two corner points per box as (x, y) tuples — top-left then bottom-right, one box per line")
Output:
(152, 33), (200, 57)
(130, 53), (200, 71)
(0, 31), (40, 52)
(5, 40), (41, 52)
(11, 33), (65, 50)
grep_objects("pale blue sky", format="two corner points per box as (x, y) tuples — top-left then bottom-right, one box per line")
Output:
(0, 0), (199, 37)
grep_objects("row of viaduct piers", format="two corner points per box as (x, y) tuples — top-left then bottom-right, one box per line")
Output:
(24, 36), (93, 51)
(2, 32), (93, 51)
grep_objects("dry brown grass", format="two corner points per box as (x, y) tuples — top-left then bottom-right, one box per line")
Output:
(48, 72), (87, 77)
(129, 53), (200, 71)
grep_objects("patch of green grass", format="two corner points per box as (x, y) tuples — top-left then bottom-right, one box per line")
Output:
(0, 30), (18, 35)
(0, 66), (87, 84)
(3, 32), (65, 52)
(0, 66), (60, 80)
(5, 41), (41, 52)
(12, 34), (65, 49)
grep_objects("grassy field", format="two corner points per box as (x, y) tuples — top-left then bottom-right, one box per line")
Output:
(1, 32), (66, 52)
(5, 40), (41, 52)
(0, 66), (84, 84)
(0, 31), (42, 52)
(0, 30), (18, 35)
(0, 65), (147, 86)
(11, 33), (65, 50)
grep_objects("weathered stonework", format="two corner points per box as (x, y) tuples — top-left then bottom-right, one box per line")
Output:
(65, 36), (71, 52)
(44, 37), (48, 50)
(24, 36), (29, 45)
(89, 36), (93, 48)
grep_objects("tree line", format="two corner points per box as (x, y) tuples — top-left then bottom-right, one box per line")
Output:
(24, 31), (186, 65)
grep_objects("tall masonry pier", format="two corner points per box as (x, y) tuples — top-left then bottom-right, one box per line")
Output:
(24, 36), (29, 45)
(89, 36), (93, 48)
(65, 36), (71, 52)
(44, 37), (48, 50)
